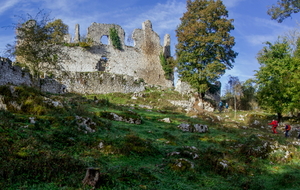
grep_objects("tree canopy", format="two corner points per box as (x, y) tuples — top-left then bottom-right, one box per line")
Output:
(6, 11), (68, 84)
(176, 0), (237, 98)
(223, 76), (256, 111)
(46, 19), (69, 44)
(255, 38), (296, 121)
(268, 0), (300, 23)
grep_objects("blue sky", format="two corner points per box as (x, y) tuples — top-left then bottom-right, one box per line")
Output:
(1, 0), (299, 93)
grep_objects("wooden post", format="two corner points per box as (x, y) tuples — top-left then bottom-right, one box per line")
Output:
(82, 167), (101, 188)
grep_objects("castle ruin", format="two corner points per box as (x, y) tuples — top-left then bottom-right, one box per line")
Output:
(3, 20), (174, 94)
(0, 19), (220, 105)
(57, 20), (174, 90)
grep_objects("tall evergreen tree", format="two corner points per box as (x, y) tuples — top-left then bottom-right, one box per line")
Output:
(176, 0), (237, 99)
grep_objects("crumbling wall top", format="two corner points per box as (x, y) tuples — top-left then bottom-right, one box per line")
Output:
(142, 20), (152, 31)
(87, 23), (125, 46)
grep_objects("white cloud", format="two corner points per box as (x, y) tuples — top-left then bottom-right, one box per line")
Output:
(0, 0), (20, 15)
(246, 34), (277, 46)
(223, 0), (245, 8)
(123, 0), (186, 33)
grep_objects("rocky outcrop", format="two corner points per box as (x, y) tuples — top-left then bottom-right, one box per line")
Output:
(175, 79), (221, 103)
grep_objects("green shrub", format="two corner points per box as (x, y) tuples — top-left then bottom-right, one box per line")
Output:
(109, 27), (122, 50)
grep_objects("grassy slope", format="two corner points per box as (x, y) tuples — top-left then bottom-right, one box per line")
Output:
(1, 86), (300, 190)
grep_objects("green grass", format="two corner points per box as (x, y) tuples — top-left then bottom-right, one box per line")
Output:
(1, 85), (300, 189)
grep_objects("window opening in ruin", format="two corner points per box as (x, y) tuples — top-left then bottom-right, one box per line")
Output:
(100, 35), (108, 45)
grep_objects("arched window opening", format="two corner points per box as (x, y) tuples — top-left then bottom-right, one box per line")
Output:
(100, 35), (108, 45)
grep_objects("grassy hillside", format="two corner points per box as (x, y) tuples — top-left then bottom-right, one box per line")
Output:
(1, 85), (300, 190)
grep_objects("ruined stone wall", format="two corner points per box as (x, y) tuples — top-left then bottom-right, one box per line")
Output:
(0, 57), (32, 86)
(58, 20), (173, 88)
(0, 57), (145, 95)
(42, 71), (145, 94)
(2, 20), (174, 95)
(87, 23), (125, 47)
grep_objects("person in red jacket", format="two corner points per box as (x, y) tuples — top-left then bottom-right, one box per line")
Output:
(269, 119), (278, 134)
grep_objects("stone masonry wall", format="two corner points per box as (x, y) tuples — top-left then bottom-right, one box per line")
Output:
(0, 57), (32, 86)
(41, 71), (145, 94)
(0, 57), (145, 95)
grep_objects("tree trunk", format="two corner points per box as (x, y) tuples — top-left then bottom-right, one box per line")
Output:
(82, 167), (102, 188)
(198, 92), (205, 109)
(277, 112), (282, 123)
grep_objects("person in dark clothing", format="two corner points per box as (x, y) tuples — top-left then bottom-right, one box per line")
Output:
(296, 127), (300, 139)
(225, 103), (229, 112)
(218, 101), (223, 113)
(285, 124), (291, 137)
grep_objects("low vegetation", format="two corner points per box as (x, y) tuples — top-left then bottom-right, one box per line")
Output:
(1, 85), (300, 189)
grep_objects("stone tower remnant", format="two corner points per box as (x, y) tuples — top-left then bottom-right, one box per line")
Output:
(74, 24), (80, 43)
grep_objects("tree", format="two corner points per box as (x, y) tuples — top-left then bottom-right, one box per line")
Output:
(6, 11), (68, 85)
(255, 38), (294, 121)
(46, 19), (68, 44)
(226, 75), (242, 118)
(287, 37), (300, 112)
(240, 79), (257, 110)
(176, 0), (237, 99)
(223, 77), (257, 111)
(268, 0), (300, 23)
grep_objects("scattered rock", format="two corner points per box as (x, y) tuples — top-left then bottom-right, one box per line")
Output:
(76, 116), (96, 133)
(138, 105), (153, 109)
(253, 120), (260, 125)
(29, 117), (36, 124)
(43, 97), (63, 108)
(99, 142), (104, 149)
(9, 101), (21, 111)
(219, 160), (228, 169)
(159, 118), (171, 123)
(170, 158), (195, 171)
(177, 123), (208, 133)
(109, 112), (142, 124)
